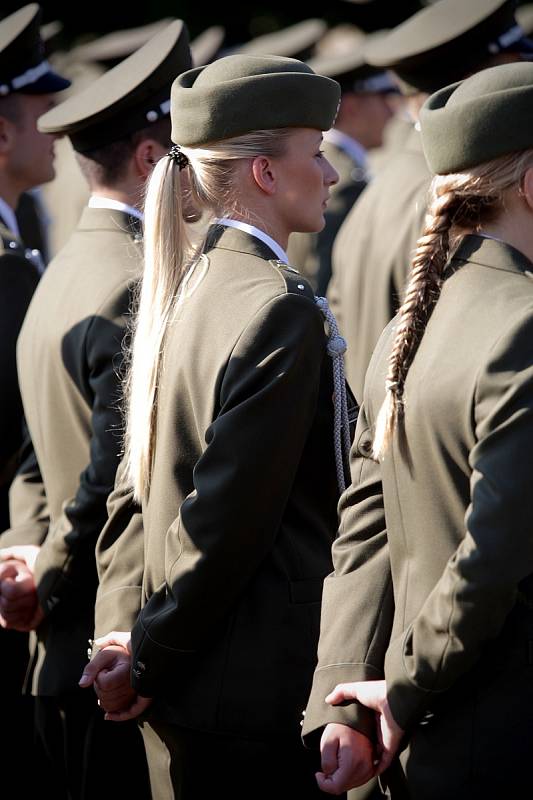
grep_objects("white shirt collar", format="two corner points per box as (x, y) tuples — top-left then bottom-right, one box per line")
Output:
(324, 128), (367, 169)
(214, 217), (289, 264)
(0, 196), (20, 240)
(88, 195), (144, 221)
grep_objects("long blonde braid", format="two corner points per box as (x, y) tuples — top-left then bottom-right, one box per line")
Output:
(373, 182), (457, 458)
(373, 147), (533, 459)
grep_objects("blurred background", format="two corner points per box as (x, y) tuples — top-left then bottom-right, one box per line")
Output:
(2, 1), (435, 48)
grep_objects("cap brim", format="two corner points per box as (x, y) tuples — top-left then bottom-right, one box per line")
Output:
(21, 70), (71, 94)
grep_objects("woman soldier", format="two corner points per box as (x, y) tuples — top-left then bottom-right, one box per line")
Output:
(302, 61), (533, 798)
(80, 55), (352, 797)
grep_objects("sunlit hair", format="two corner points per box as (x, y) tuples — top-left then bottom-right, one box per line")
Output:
(125, 128), (294, 500)
(373, 148), (533, 459)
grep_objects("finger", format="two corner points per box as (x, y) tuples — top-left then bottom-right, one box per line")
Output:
(79, 648), (122, 687)
(97, 690), (136, 713)
(316, 771), (351, 795)
(315, 772), (338, 795)
(1, 612), (38, 631)
(0, 561), (19, 582)
(320, 736), (339, 777)
(0, 590), (36, 611)
(0, 545), (38, 564)
(375, 749), (396, 776)
(325, 682), (362, 705)
(104, 703), (143, 722)
(94, 631), (131, 650)
(326, 680), (385, 712)
(102, 692), (151, 722)
(96, 687), (135, 708)
(94, 664), (131, 692)
(96, 687), (136, 708)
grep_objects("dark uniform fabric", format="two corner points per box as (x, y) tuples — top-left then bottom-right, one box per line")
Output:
(328, 126), (429, 402)
(0, 216), (46, 799)
(0, 219), (40, 527)
(0, 206), (150, 800)
(140, 720), (328, 800)
(288, 137), (367, 295)
(304, 235), (533, 799)
(96, 225), (342, 796)
(16, 191), (48, 267)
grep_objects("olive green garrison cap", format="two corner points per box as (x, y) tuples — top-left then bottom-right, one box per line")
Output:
(420, 61), (533, 174)
(38, 20), (192, 152)
(170, 54), (341, 146)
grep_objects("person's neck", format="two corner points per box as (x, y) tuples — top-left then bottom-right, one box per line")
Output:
(481, 214), (533, 264)
(229, 209), (288, 250)
(90, 185), (140, 209)
(0, 178), (21, 210)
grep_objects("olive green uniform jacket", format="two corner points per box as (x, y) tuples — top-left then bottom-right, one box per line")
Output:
(95, 224), (342, 739)
(328, 127), (429, 403)
(0, 219), (40, 530)
(303, 236), (533, 798)
(0, 207), (142, 695)
(287, 138), (367, 296)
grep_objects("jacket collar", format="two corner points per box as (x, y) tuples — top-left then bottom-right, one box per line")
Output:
(451, 234), (533, 277)
(204, 223), (280, 262)
(76, 206), (143, 239)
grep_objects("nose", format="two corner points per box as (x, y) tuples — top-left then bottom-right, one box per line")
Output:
(323, 157), (339, 187)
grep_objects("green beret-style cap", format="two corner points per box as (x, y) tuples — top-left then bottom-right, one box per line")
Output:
(420, 61), (533, 174)
(365, 0), (532, 95)
(170, 54), (341, 147)
(38, 20), (192, 152)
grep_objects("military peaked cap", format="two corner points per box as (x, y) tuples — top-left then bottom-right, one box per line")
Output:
(0, 4), (70, 96)
(365, 0), (533, 94)
(38, 20), (192, 152)
(308, 34), (397, 94)
(237, 19), (327, 60)
(170, 54), (341, 147)
(70, 19), (172, 65)
(420, 61), (533, 174)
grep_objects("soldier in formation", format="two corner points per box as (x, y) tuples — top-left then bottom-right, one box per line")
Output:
(1, 2), (533, 799)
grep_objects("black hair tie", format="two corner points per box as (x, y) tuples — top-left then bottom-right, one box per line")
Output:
(168, 144), (189, 170)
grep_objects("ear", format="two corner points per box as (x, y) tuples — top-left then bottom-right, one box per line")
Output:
(0, 115), (16, 156)
(133, 137), (167, 180)
(251, 155), (277, 196)
(521, 167), (533, 212)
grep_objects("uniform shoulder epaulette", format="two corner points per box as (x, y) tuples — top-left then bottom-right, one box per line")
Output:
(268, 259), (315, 301)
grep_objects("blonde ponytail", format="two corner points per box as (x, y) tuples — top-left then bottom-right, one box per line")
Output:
(124, 129), (294, 501)
(125, 156), (192, 499)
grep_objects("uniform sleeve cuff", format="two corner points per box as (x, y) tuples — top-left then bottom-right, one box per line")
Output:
(0, 523), (48, 547)
(94, 586), (142, 639)
(302, 662), (382, 748)
(384, 632), (433, 732)
(129, 617), (197, 697)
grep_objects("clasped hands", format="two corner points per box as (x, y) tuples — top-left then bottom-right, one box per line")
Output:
(79, 631), (152, 721)
(316, 680), (404, 795)
(0, 545), (43, 631)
